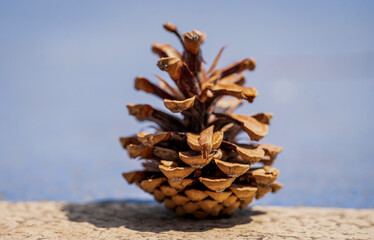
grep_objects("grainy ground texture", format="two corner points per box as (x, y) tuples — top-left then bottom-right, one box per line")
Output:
(0, 201), (373, 240)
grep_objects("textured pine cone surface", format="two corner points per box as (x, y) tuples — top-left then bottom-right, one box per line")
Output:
(120, 23), (283, 218)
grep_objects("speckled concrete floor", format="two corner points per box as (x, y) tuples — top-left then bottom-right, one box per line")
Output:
(1, 201), (373, 239)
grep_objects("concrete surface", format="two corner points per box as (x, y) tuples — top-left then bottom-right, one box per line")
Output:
(0, 201), (373, 239)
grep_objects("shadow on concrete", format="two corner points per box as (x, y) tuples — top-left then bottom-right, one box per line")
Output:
(62, 199), (265, 233)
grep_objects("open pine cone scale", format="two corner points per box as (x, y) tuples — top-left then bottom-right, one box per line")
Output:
(120, 23), (283, 218)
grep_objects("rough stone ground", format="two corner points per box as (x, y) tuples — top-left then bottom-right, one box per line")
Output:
(0, 201), (373, 240)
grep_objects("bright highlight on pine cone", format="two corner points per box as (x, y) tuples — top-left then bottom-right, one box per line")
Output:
(120, 22), (283, 218)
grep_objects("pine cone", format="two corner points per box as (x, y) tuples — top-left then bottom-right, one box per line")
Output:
(120, 23), (283, 218)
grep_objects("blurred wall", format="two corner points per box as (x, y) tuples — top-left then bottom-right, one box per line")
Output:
(0, 0), (373, 207)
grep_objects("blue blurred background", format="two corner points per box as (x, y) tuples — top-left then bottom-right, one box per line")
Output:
(1, 1), (373, 208)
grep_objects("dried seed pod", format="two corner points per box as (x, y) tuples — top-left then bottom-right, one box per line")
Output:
(235, 145), (265, 164)
(219, 141), (265, 164)
(184, 189), (208, 201)
(228, 113), (269, 141)
(218, 74), (246, 86)
(127, 104), (185, 132)
(183, 30), (204, 54)
(122, 171), (146, 184)
(186, 133), (202, 151)
(126, 144), (154, 159)
(153, 146), (179, 161)
(222, 194), (238, 207)
(163, 22), (177, 33)
(159, 164), (195, 180)
(186, 131), (223, 152)
(175, 206), (187, 216)
(183, 201), (200, 213)
(121, 23), (283, 218)
(214, 159), (250, 177)
(198, 125), (214, 159)
(163, 22), (184, 48)
(198, 199), (218, 212)
(207, 204), (224, 217)
(207, 46), (226, 74)
(182, 30), (205, 80)
(270, 182), (284, 193)
(252, 112), (273, 125)
(142, 160), (160, 172)
(137, 131), (171, 146)
(230, 184), (257, 199)
(172, 194), (190, 205)
(164, 96), (197, 113)
(140, 177), (166, 193)
(157, 57), (201, 97)
(164, 198), (176, 210)
(160, 185), (179, 196)
(222, 206), (235, 216)
(259, 143), (283, 166)
(152, 42), (181, 59)
(218, 58), (256, 79)
(119, 135), (139, 148)
(214, 97), (243, 114)
(222, 200), (240, 216)
(154, 74), (184, 100)
(135, 76), (177, 100)
(198, 177), (236, 192)
(178, 150), (218, 169)
(256, 185), (272, 199)
(240, 196), (255, 209)
(205, 190), (232, 202)
(167, 178), (195, 191)
(211, 83), (258, 103)
(153, 189), (166, 203)
(251, 166), (279, 184)
(157, 57), (182, 80)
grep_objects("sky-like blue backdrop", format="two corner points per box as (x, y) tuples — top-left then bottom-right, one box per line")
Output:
(1, 1), (373, 208)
